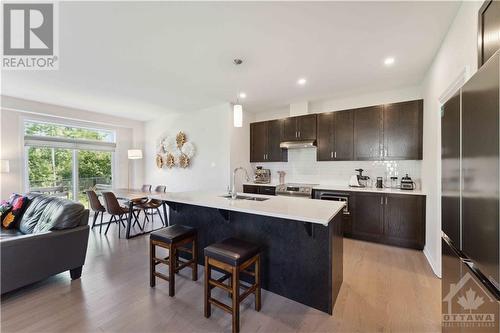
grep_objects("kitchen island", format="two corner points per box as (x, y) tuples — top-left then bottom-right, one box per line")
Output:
(152, 191), (345, 314)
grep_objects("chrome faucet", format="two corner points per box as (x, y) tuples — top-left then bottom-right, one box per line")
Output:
(231, 167), (251, 199)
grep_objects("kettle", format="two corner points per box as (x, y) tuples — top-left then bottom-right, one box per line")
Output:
(400, 174), (415, 190)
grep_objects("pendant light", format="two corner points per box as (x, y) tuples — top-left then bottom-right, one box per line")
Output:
(233, 103), (243, 127)
(233, 58), (244, 128)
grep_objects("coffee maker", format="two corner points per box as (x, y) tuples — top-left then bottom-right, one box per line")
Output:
(254, 166), (271, 184)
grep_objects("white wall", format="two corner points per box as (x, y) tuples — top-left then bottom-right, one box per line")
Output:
(143, 103), (232, 192)
(230, 109), (255, 192)
(420, 1), (482, 277)
(252, 149), (422, 188)
(0, 96), (145, 199)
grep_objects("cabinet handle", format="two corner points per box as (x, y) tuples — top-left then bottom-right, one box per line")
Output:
(298, 131), (301, 138)
(295, 131), (298, 138)
(385, 149), (388, 157)
(330, 152), (333, 158)
(334, 151), (337, 158)
(385, 197), (388, 205)
(380, 197), (383, 205)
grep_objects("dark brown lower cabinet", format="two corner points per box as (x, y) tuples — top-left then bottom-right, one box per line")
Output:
(351, 192), (384, 241)
(243, 185), (276, 196)
(350, 192), (425, 250)
(384, 194), (425, 249)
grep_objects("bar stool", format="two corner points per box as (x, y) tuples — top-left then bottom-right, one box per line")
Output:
(204, 238), (261, 333)
(149, 225), (198, 296)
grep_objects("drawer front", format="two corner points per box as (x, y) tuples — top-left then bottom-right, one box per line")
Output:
(259, 186), (276, 196)
(243, 185), (260, 194)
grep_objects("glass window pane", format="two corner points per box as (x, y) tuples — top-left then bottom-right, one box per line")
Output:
(25, 121), (114, 143)
(27, 147), (73, 200)
(78, 150), (112, 207)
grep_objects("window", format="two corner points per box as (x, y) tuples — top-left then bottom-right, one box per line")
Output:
(24, 120), (116, 206)
(24, 121), (114, 142)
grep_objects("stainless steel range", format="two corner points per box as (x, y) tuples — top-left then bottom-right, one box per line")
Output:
(275, 183), (317, 198)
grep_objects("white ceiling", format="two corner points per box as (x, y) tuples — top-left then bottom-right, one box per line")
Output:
(1, 1), (461, 121)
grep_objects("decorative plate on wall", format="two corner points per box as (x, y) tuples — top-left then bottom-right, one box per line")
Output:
(156, 131), (195, 169)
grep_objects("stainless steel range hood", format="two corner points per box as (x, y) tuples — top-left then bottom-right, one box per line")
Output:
(279, 140), (316, 149)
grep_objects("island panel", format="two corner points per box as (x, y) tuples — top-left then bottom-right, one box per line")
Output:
(166, 202), (343, 314)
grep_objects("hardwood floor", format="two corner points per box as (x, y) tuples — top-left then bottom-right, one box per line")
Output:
(1, 219), (441, 333)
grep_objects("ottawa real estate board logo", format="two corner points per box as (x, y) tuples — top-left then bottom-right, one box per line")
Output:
(443, 272), (497, 329)
(2, 2), (58, 70)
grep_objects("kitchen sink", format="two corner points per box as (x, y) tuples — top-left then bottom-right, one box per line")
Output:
(220, 194), (270, 201)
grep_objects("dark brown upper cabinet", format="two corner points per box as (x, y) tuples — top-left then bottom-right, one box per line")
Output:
(333, 110), (354, 160)
(250, 120), (287, 163)
(383, 100), (423, 160)
(478, 0), (500, 68)
(317, 112), (334, 161)
(354, 100), (423, 161)
(354, 106), (383, 160)
(282, 114), (317, 141)
(317, 110), (354, 161)
(251, 99), (422, 163)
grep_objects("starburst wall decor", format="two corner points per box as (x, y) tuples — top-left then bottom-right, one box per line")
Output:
(155, 131), (195, 169)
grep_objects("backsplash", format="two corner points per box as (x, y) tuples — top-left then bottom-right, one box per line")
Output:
(250, 148), (422, 189)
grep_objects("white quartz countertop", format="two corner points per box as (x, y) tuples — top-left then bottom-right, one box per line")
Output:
(312, 184), (426, 196)
(243, 182), (425, 196)
(151, 191), (345, 226)
(243, 182), (280, 187)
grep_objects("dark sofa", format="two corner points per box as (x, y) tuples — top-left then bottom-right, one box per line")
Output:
(1, 195), (90, 294)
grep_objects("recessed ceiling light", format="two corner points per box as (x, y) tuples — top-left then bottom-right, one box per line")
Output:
(297, 78), (307, 85)
(239, 92), (247, 99)
(384, 57), (395, 66)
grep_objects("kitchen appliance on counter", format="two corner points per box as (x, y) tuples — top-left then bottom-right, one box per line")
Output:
(277, 171), (286, 185)
(441, 51), (500, 331)
(276, 183), (317, 198)
(349, 168), (370, 187)
(376, 177), (383, 189)
(400, 174), (415, 190)
(254, 166), (271, 184)
(389, 177), (398, 189)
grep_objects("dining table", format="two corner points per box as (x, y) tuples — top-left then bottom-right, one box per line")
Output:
(96, 188), (168, 239)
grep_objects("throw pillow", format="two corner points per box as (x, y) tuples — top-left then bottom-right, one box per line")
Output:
(0, 200), (12, 216)
(18, 195), (55, 234)
(2, 195), (31, 229)
(34, 197), (85, 233)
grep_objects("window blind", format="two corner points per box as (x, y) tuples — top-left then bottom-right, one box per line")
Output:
(24, 135), (116, 152)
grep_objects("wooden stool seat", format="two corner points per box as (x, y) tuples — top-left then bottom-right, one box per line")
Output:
(150, 224), (196, 244)
(204, 238), (260, 266)
(204, 238), (261, 333)
(150, 225), (198, 297)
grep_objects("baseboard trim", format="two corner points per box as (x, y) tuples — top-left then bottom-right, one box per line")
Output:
(424, 246), (441, 278)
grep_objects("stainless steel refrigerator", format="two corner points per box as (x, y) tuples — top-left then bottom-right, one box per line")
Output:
(442, 50), (500, 332)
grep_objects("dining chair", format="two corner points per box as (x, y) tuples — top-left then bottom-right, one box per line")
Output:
(142, 184), (152, 192)
(144, 185), (167, 227)
(102, 192), (130, 237)
(86, 190), (106, 232)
